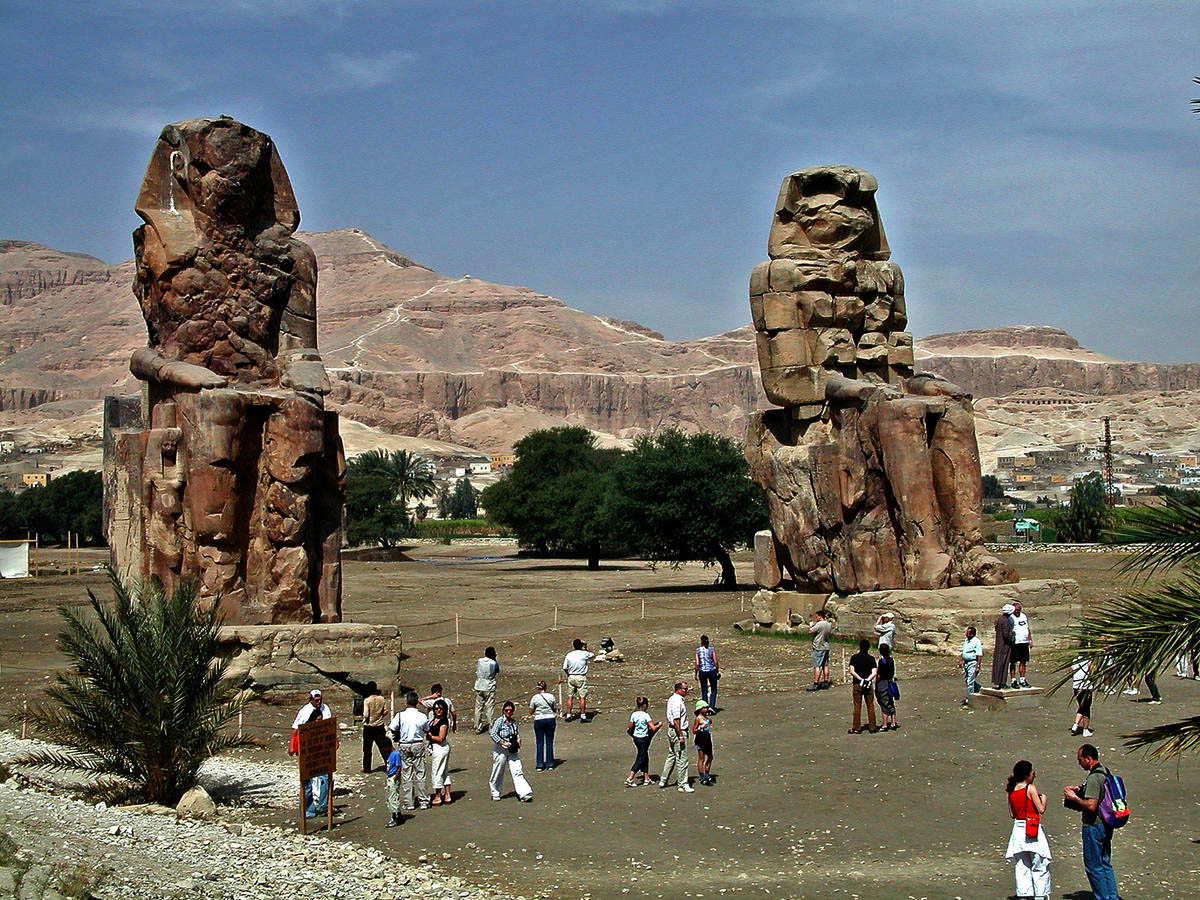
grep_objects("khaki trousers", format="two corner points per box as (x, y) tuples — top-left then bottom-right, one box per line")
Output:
(398, 741), (429, 808)
(474, 690), (495, 732)
(660, 738), (689, 788)
(852, 684), (877, 731)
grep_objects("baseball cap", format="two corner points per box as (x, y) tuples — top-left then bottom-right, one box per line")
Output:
(310, 689), (323, 698)
(1001, 604), (1015, 614)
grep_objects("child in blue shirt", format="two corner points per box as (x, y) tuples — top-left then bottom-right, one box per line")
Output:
(386, 747), (403, 827)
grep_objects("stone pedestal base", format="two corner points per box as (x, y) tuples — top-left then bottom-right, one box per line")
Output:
(971, 686), (1046, 710)
(217, 623), (401, 693)
(747, 579), (1079, 654)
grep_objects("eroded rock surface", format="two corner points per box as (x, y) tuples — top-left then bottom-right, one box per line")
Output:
(104, 117), (343, 624)
(746, 166), (1017, 593)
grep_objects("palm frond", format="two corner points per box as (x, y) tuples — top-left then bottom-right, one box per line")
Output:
(1113, 498), (1200, 576)
(1050, 566), (1200, 695)
(1124, 715), (1200, 759)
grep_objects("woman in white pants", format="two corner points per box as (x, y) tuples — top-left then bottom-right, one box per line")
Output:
(489, 701), (533, 802)
(1004, 759), (1051, 900)
(427, 700), (452, 805)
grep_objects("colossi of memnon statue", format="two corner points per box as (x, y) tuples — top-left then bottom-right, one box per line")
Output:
(746, 166), (1017, 595)
(104, 116), (344, 625)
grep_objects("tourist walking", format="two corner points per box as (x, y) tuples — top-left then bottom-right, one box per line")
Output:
(805, 608), (833, 692)
(992, 603), (1016, 689)
(1010, 601), (1032, 687)
(875, 644), (899, 730)
(388, 691), (431, 811)
(419, 683), (459, 732)
(385, 744), (403, 827)
(489, 701), (533, 802)
(625, 696), (659, 787)
(1070, 649), (1094, 737)
(289, 689), (331, 818)
(873, 612), (896, 650)
(427, 699), (452, 805)
(361, 681), (393, 773)
(694, 634), (721, 711)
(529, 680), (558, 770)
(959, 626), (984, 705)
(691, 700), (715, 785)
(847, 639), (878, 734)
(659, 682), (693, 792)
(1005, 760), (1051, 900)
(561, 638), (595, 721)
(474, 647), (500, 734)
(1063, 744), (1119, 900)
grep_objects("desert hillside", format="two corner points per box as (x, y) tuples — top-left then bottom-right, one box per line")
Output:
(0, 230), (1196, 465)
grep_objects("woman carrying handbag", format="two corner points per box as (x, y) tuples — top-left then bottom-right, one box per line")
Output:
(1004, 759), (1052, 900)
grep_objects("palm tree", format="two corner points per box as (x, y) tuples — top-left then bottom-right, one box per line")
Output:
(348, 449), (436, 512)
(14, 573), (253, 805)
(1055, 498), (1200, 758)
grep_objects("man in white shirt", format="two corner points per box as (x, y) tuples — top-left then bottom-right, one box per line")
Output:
(388, 691), (431, 810)
(1009, 601), (1033, 688)
(659, 682), (694, 793)
(873, 612), (897, 651)
(561, 638), (595, 722)
(473, 647), (500, 734)
(288, 689), (331, 817)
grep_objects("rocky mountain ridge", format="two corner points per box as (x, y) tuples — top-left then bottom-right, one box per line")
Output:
(0, 230), (1196, 457)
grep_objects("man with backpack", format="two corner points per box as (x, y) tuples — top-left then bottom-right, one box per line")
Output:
(1063, 744), (1120, 900)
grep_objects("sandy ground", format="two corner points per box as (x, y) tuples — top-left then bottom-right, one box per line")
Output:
(2, 547), (1197, 899)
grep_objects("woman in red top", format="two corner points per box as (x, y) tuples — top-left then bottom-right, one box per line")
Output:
(1004, 759), (1052, 900)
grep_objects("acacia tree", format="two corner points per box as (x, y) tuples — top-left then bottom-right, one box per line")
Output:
(603, 429), (768, 586)
(481, 427), (624, 568)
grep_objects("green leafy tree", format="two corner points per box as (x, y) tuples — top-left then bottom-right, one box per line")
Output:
(345, 472), (407, 548)
(349, 449), (436, 510)
(1055, 498), (1200, 758)
(1055, 472), (1110, 542)
(436, 482), (453, 519)
(981, 474), (1004, 499)
(448, 477), (478, 519)
(482, 427), (624, 568)
(14, 574), (252, 804)
(603, 429), (768, 586)
(0, 470), (104, 545)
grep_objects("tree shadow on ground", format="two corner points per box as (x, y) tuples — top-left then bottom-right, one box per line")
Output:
(624, 582), (747, 593)
(495, 563), (642, 572)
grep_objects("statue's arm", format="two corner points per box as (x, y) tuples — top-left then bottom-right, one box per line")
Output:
(826, 373), (901, 403)
(130, 348), (227, 390)
(906, 372), (971, 402)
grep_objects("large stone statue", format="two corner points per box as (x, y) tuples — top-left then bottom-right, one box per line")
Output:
(746, 166), (1016, 594)
(105, 116), (344, 624)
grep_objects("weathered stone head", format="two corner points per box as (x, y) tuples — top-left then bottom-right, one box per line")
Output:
(132, 116), (317, 383)
(769, 166), (890, 261)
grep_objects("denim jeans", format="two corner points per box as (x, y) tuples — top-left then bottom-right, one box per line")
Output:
(1081, 822), (1118, 900)
(631, 734), (652, 774)
(963, 659), (979, 698)
(533, 717), (556, 769)
(303, 773), (329, 816)
(698, 670), (718, 709)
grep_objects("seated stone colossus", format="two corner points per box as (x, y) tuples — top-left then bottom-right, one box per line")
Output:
(105, 116), (344, 624)
(746, 166), (1016, 593)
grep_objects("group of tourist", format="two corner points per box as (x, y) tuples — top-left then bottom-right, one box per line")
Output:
(287, 608), (1131, 900)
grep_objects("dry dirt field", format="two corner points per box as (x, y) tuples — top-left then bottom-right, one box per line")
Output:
(2, 547), (1197, 899)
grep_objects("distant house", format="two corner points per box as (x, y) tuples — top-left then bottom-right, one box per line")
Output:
(0, 441), (14, 454)
(21, 472), (49, 488)
(1014, 473), (1035, 484)
(489, 454), (516, 470)
(470, 461), (493, 475)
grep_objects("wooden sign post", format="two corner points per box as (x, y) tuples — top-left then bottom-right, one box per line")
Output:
(297, 716), (337, 835)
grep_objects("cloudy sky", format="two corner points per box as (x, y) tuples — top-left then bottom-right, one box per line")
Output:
(2, 1), (1196, 360)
